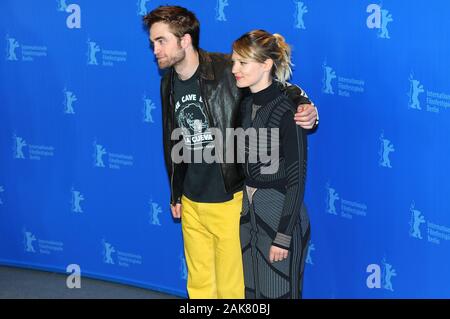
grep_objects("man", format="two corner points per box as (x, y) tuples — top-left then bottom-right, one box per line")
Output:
(143, 5), (318, 299)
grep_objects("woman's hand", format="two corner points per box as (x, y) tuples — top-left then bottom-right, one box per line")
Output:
(269, 245), (289, 263)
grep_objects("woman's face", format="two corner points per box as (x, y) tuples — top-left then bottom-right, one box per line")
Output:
(231, 51), (272, 93)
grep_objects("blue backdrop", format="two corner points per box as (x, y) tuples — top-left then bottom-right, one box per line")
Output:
(1, 0), (449, 298)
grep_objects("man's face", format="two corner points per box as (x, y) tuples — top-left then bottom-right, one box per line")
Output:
(149, 22), (186, 69)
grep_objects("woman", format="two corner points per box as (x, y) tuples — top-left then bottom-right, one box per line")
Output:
(232, 30), (311, 299)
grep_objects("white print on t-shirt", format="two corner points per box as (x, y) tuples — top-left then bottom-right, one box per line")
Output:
(176, 94), (213, 150)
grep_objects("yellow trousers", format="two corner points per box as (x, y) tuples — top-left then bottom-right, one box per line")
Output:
(181, 191), (244, 299)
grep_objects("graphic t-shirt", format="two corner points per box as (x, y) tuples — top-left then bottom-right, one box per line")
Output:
(173, 68), (232, 203)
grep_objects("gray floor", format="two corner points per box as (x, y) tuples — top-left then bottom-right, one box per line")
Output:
(0, 266), (182, 299)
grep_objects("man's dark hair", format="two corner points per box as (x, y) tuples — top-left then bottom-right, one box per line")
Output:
(143, 5), (200, 50)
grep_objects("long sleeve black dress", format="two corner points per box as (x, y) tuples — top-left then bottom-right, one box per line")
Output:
(239, 82), (311, 299)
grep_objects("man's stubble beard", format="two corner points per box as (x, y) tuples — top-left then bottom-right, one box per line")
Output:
(158, 47), (186, 69)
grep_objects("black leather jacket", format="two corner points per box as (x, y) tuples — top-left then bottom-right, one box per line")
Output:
(160, 49), (311, 205)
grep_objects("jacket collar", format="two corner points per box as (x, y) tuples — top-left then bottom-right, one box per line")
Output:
(168, 49), (214, 89)
(197, 49), (215, 81)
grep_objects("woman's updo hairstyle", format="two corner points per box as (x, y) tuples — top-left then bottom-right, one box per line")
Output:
(232, 29), (293, 85)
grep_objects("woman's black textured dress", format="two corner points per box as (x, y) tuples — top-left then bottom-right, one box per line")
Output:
(239, 83), (311, 299)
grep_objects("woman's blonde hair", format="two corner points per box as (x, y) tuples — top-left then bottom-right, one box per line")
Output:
(232, 29), (293, 85)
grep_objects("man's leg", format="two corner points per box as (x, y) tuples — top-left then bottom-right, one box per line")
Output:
(204, 191), (245, 299)
(181, 195), (217, 298)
